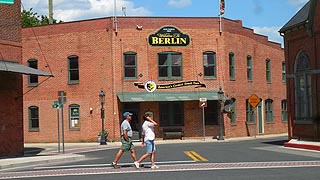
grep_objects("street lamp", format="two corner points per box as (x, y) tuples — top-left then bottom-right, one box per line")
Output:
(217, 86), (224, 140)
(99, 90), (106, 145)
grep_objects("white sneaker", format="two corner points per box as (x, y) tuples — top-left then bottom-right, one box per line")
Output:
(134, 161), (140, 169)
(151, 165), (159, 169)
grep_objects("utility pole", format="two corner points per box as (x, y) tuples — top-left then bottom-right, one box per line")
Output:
(48, 0), (53, 24)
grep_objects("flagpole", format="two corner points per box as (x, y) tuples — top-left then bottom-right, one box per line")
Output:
(219, 13), (222, 36)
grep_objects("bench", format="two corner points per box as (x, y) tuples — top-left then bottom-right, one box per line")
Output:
(163, 128), (184, 140)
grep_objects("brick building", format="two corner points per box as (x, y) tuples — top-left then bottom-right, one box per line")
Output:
(280, 0), (320, 141)
(0, 0), (24, 157)
(22, 16), (287, 143)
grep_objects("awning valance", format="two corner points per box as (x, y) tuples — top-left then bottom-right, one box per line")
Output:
(0, 60), (53, 76)
(117, 91), (219, 102)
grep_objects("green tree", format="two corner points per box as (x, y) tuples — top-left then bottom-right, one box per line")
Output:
(22, 8), (63, 27)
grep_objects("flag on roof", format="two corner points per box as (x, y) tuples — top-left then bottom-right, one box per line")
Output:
(220, 0), (225, 15)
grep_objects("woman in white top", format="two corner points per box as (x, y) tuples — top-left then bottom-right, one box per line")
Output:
(134, 112), (159, 169)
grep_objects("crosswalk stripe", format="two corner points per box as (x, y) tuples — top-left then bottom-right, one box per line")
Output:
(184, 151), (208, 162)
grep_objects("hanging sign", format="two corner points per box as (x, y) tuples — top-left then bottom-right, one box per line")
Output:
(148, 26), (190, 47)
(134, 80), (206, 92)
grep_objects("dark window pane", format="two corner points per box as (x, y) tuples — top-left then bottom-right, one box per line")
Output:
(125, 68), (136, 77)
(159, 67), (168, 77)
(69, 59), (78, 69)
(70, 70), (79, 81)
(171, 54), (181, 65)
(171, 67), (181, 77)
(125, 55), (136, 65)
(204, 67), (215, 76)
(159, 54), (168, 65)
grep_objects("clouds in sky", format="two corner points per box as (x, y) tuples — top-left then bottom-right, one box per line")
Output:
(168, 0), (192, 8)
(252, 26), (283, 46)
(22, 0), (151, 22)
(21, 0), (307, 46)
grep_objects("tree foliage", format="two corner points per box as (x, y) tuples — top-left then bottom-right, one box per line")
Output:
(22, 8), (63, 27)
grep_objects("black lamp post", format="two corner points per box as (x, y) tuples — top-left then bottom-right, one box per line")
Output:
(218, 86), (225, 140)
(99, 90), (106, 145)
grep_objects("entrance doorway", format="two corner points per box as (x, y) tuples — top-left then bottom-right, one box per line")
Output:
(257, 102), (264, 134)
(122, 103), (141, 141)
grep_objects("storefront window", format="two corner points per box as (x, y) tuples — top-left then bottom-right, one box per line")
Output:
(159, 102), (184, 126)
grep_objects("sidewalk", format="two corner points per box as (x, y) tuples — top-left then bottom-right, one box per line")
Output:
(0, 134), (318, 170)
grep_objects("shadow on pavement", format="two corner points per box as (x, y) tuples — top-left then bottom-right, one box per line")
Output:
(262, 139), (289, 146)
(24, 147), (45, 157)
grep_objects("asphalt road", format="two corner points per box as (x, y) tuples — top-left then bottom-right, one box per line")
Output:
(1, 136), (320, 180)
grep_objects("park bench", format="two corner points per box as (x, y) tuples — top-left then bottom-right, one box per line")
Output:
(163, 128), (184, 140)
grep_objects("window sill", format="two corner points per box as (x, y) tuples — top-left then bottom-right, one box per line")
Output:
(69, 128), (80, 131)
(29, 129), (39, 132)
(68, 81), (79, 85)
(28, 84), (38, 87)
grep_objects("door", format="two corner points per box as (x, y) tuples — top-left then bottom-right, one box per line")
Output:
(257, 102), (264, 134)
(122, 103), (141, 141)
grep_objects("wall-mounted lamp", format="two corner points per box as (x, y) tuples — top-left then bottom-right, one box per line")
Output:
(90, 107), (93, 114)
(136, 25), (143, 30)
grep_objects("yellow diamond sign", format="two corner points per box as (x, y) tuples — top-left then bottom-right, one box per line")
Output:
(248, 94), (261, 108)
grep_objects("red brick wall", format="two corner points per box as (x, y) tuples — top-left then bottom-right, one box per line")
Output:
(283, 1), (320, 141)
(22, 17), (286, 142)
(0, 0), (23, 157)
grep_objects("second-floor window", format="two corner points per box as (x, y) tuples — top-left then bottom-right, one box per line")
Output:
(28, 59), (38, 86)
(282, 61), (286, 83)
(158, 52), (182, 80)
(266, 59), (271, 83)
(124, 52), (137, 79)
(203, 51), (216, 78)
(68, 55), (79, 83)
(247, 55), (252, 81)
(229, 52), (235, 80)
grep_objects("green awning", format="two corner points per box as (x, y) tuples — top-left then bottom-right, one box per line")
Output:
(117, 91), (219, 102)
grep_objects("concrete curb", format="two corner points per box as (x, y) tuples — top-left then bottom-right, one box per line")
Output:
(284, 139), (320, 151)
(0, 154), (86, 170)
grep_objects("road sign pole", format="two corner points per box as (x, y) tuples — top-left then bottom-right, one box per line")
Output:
(61, 106), (65, 153)
(57, 108), (60, 153)
(202, 106), (205, 141)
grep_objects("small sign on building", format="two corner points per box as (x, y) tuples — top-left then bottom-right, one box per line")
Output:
(199, 97), (207, 108)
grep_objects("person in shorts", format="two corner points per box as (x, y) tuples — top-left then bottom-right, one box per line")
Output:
(111, 112), (137, 169)
(134, 112), (159, 169)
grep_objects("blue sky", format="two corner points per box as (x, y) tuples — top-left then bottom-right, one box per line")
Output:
(21, 0), (309, 46)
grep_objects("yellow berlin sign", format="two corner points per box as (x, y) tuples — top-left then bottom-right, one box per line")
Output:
(248, 94), (261, 108)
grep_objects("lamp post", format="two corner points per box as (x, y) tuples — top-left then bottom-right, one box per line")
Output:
(217, 86), (224, 140)
(99, 90), (106, 145)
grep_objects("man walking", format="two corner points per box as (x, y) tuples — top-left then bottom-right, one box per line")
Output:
(134, 112), (159, 169)
(111, 112), (138, 169)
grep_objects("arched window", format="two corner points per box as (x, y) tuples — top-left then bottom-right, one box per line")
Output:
(266, 58), (271, 83)
(28, 106), (39, 131)
(247, 55), (252, 81)
(265, 99), (273, 123)
(295, 52), (312, 122)
(229, 52), (235, 80)
(68, 55), (79, 83)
